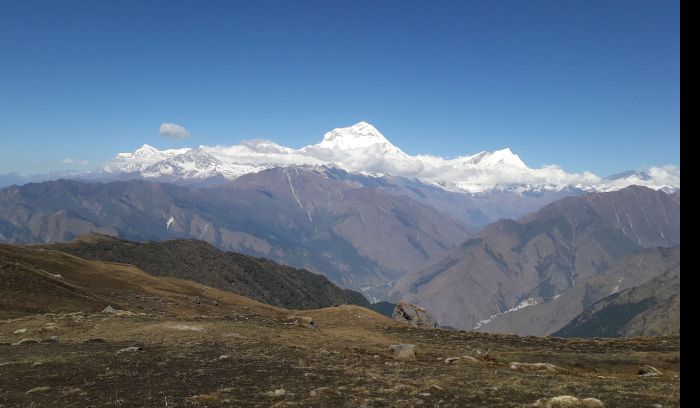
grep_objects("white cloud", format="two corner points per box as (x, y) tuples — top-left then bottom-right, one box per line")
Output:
(159, 123), (191, 139)
(61, 158), (89, 165)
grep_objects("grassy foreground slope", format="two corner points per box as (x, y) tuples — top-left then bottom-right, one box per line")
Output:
(0, 245), (680, 407)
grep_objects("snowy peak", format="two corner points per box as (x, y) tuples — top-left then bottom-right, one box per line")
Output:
(318, 121), (395, 150)
(99, 121), (679, 193)
(457, 148), (527, 168)
(170, 148), (222, 167)
(133, 144), (161, 158)
(605, 170), (652, 181)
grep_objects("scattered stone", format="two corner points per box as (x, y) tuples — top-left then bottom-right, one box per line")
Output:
(218, 354), (231, 361)
(419, 392), (431, 397)
(269, 388), (288, 397)
(268, 402), (297, 408)
(11, 338), (39, 346)
(103, 305), (118, 313)
(532, 395), (604, 407)
(40, 336), (59, 343)
(117, 346), (143, 353)
(26, 386), (51, 394)
(389, 344), (416, 361)
(13, 328), (27, 335)
(102, 305), (135, 317)
(392, 302), (438, 328)
(220, 387), (236, 393)
(431, 384), (444, 391)
(286, 315), (317, 329)
(445, 355), (479, 365)
(510, 362), (561, 372)
(39, 324), (59, 334)
(309, 387), (339, 398)
(391, 384), (417, 394)
(166, 324), (205, 332)
(638, 365), (662, 377)
(62, 387), (85, 396)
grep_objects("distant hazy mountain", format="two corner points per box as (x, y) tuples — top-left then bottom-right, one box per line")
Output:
(0, 174), (469, 297)
(37, 233), (369, 310)
(554, 251), (680, 338)
(390, 186), (680, 331)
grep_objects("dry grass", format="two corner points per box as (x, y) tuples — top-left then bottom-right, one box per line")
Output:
(0, 245), (681, 407)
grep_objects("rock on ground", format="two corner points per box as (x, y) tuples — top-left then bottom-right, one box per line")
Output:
(638, 365), (662, 377)
(445, 355), (479, 365)
(392, 302), (438, 328)
(532, 395), (604, 407)
(510, 362), (561, 372)
(389, 344), (416, 361)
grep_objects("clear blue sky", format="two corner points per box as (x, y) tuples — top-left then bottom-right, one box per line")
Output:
(0, 0), (679, 175)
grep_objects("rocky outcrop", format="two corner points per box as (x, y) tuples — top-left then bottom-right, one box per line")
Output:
(392, 302), (438, 329)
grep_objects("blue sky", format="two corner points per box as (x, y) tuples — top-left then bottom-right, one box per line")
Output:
(0, 0), (679, 175)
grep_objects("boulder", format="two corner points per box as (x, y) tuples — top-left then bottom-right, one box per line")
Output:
(392, 302), (438, 329)
(389, 344), (416, 360)
(532, 395), (604, 407)
(11, 338), (39, 346)
(445, 355), (479, 365)
(638, 365), (662, 377)
(103, 305), (135, 317)
(510, 362), (561, 372)
(117, 346), (143, 353)
(286, 315), (318, 329)
(103, 305), (118, 313)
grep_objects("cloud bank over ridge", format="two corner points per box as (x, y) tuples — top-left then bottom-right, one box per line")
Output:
(108, 121), (679, 193)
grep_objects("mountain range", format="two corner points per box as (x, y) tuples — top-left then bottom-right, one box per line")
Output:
(0, 122), (680, 337)
(0, 175), (470, 298)
(390, 186), (680, 333)
(478, 246), (680, 336)
(2, 122), (680, 194)
(554, 250), (680, 338)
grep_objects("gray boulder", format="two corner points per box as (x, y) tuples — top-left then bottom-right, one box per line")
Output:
(392, 302), (438, 328)
(388, 344), (416, 360)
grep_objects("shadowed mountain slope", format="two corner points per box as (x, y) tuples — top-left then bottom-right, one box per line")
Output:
(553, 257), (680, 338)
(34, 233), (369, 310)
(477, 246), (680, 336)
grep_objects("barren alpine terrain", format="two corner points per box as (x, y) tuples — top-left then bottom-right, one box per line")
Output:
(0, 244), (680, 407)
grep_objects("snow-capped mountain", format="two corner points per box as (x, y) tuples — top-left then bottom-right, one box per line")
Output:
(94, 121), (678, 193)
